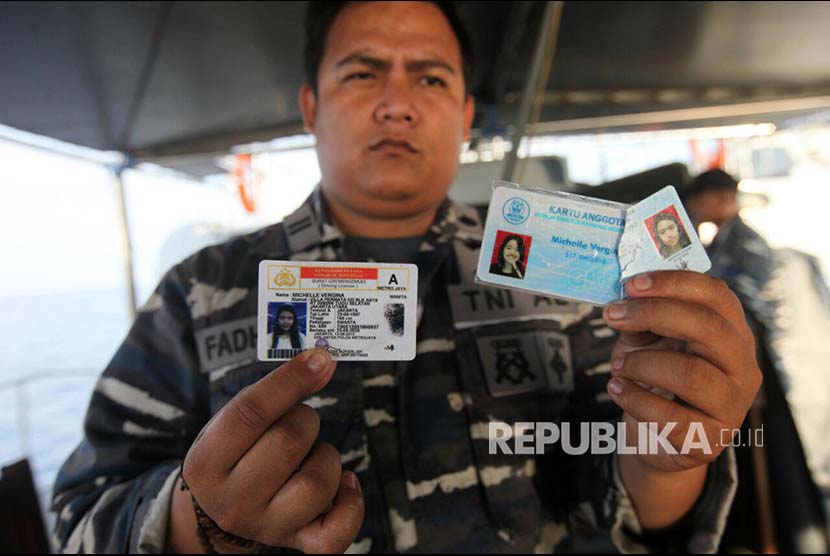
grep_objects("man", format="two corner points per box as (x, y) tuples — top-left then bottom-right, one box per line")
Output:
(684, 169), (830, 553)
(683, 169), (774, 312)
(53, 3), (761, 553)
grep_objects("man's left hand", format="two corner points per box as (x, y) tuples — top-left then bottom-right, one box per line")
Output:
(603, 270), (762, 473)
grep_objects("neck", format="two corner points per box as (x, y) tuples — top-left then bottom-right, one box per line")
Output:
(715, 212), (738, 227)
(321, 188), (437, 239)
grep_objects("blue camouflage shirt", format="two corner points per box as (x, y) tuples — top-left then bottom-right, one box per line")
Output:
(52, 188), (737, 553)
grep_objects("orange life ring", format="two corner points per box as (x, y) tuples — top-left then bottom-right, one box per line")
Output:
(234, 153), (258, 213)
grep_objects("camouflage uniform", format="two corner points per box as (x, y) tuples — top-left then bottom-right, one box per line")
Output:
(705, 216), (777, 335)
(52, 188), (737, 553)
(706, 216), (830, 553)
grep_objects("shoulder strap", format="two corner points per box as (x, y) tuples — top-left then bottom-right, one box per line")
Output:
(282, 202), (323, 254)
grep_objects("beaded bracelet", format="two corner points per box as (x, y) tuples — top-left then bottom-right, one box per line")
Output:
(179, 465), (266, 554)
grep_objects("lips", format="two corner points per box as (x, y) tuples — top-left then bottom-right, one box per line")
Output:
(370, 138), (419, 154)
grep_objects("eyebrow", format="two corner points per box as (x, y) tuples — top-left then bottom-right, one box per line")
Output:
(335, 53), (456, 75)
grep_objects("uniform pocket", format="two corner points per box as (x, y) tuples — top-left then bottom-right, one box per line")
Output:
(454, 324), (568, 547)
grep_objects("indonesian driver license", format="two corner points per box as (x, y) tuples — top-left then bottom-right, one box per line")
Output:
(257, 261), (418, 361)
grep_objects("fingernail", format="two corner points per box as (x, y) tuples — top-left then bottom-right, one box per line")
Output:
(611, 354), (624, 371)
(607, 302), (627, 320)
(608, 378), (624, 395)
(307, 350), (331, 374)
(632, 274), (652, 291)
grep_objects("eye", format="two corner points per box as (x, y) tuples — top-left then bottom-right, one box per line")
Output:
(345, 71), (375, 82)
(420, 75), (446, 88)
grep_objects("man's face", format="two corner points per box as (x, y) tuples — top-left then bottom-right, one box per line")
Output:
(685, 190), (734, 226)
(300, 1), (474, 221)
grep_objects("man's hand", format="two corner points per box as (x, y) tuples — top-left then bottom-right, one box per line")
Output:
(602, 271), (762, 527)
(168, 348), (364, 553)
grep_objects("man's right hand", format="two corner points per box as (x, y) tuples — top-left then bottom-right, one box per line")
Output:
(167, 348), (364, 553)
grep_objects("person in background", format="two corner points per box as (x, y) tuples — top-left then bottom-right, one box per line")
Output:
(683, 169), (772, 293)
(684, 168), (830, 553)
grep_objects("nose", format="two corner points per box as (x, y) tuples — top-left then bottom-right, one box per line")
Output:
(373, 73), (419, 126)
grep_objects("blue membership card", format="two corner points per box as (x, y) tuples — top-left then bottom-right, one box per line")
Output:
(477, 184), (628, 305)
(476, 183), (711, 306)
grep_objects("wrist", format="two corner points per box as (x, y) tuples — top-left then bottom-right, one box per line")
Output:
(621, 452), (709, 490)
(168, 470), (266, 554)
(619, 454), (708, 531)
(166, 476), (203, 553)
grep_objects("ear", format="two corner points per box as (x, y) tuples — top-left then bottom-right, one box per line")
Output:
(298, 83), (318, 133)
(462, 94), (475, 142)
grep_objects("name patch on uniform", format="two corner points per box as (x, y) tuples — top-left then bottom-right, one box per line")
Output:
(476, 182), (710, 305)
(447, 284), (579, 329)
(194, 317), (258, 373)
(257, 261), (418, 361)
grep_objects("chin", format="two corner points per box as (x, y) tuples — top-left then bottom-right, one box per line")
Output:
(362, 174), (443, 204)
(323, 164), (453, 218)
(366, 182), (420, 201)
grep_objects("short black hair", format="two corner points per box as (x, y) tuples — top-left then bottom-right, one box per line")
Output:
(684, 169), (739, 199)
(304, 1), (474, 94)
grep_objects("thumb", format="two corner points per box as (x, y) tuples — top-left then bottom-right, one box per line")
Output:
(273, 348), (338, 402)
(198, 349), (336, 470)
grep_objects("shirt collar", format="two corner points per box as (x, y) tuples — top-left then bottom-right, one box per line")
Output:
(299, 184), (483, 256)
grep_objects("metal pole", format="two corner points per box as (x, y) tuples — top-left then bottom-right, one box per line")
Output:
(110, 1), (170, 321)
(113, 164), (138, 319)
(527, 94), (830, 135)
(502, 1), (563, 183)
